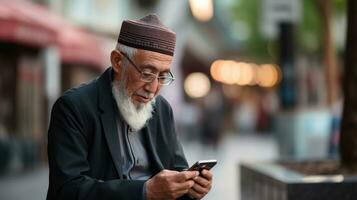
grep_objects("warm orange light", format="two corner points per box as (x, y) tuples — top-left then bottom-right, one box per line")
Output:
(236, 62), (255, 85)
(257, 64), (280, 87)
(220, 60), (237, 85)
(188, 0), (214, 22)
(210, 60), (224, 82)
(211, 60), (284, 88)
(247, 63), (258, 85)
(275, 65), (282, 84)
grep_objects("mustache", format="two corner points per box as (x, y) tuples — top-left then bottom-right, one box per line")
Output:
(136, 91), (155, 99)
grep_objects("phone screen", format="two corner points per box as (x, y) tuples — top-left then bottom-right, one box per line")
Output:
(188, 159), (217, 171)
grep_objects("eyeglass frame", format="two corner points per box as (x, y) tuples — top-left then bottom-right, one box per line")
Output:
(119, 51), (175, 86)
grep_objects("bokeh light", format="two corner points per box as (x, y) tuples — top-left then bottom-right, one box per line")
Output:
(220, 60), (237, 85)
(210, 60), (282, 88)
(210, 59), (224, 82)
(236, 62), (255, 86)
(257, 64), (280, 87)
(188, 0), (214, 22)
(184, 72), (211, 98)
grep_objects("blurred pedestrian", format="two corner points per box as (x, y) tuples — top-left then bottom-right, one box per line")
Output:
(200, 86), (224, 148)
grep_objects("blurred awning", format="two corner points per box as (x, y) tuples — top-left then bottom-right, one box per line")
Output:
(57, 26), (107, 71)
(0, 0), (56, 47)
(0, 0), (109, 70)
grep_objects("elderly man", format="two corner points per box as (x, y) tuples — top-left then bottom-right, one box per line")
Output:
(47, 14), (213, 200)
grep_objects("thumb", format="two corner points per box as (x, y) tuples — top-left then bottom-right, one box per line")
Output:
(177, 171), (199, 182)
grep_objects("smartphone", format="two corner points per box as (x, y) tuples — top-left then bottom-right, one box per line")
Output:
(187, 159), (217, 172)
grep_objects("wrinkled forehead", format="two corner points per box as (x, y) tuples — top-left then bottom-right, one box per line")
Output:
(134, 49), (173, 72)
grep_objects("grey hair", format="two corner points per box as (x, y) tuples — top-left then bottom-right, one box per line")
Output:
(115, 43), (137, 70)
(115, 43), (137, 60)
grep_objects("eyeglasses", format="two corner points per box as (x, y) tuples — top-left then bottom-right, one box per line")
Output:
(120, 51), (175, 86)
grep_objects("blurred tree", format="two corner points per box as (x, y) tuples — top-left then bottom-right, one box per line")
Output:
(297, 0), (322, 53)
(298, 0), (345, 53)
(231, 0), (270, 61)
(340, 0), (357, 171)
(315, 0), (339, 106)
(231, 0), (345, 62)
(333, 0), (347, 13)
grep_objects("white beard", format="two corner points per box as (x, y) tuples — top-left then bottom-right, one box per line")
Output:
(112, 80), (156, 131)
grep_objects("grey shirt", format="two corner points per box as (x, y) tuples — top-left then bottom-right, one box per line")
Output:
(127, 126), (152, 180)
(115, 117), (152, 180)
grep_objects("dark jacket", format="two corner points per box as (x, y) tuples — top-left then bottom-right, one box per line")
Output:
(47, 67), (189, 200)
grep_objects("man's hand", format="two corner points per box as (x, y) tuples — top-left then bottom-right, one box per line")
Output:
(187, 169), (213, 199)
(146, 169), (199, 200)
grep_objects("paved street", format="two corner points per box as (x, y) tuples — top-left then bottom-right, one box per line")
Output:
(0, 133), (278, 200)
(0, 165), (48, 200)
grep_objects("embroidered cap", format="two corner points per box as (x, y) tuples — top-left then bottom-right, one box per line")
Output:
(118, 14), (176, 56)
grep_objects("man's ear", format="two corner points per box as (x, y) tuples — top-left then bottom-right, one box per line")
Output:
(110, 50), (123, 73)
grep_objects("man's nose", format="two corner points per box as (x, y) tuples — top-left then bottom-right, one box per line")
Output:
(144, 78), (160, 93)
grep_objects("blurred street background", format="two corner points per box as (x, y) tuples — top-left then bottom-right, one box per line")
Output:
(0, 0), (347, 199)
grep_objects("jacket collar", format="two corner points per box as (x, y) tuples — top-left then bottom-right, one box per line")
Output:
(97, 67), (124, 178)
(97, 67), (115, 112)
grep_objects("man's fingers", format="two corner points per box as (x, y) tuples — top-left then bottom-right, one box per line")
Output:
(147, 170), (196, 200)
(161, 169), (179, 175)
(194, 176), (211, 188)
(188, 170), (213, 199)
(175, 171), (199, 182)
(157, 169), (212, 199)
(184, 171), (199, 180)
(171, 179), (195, 191)
(201, 169), (213, 180)
(187, 188), (204, 199)
(192, 181), (210, 194)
